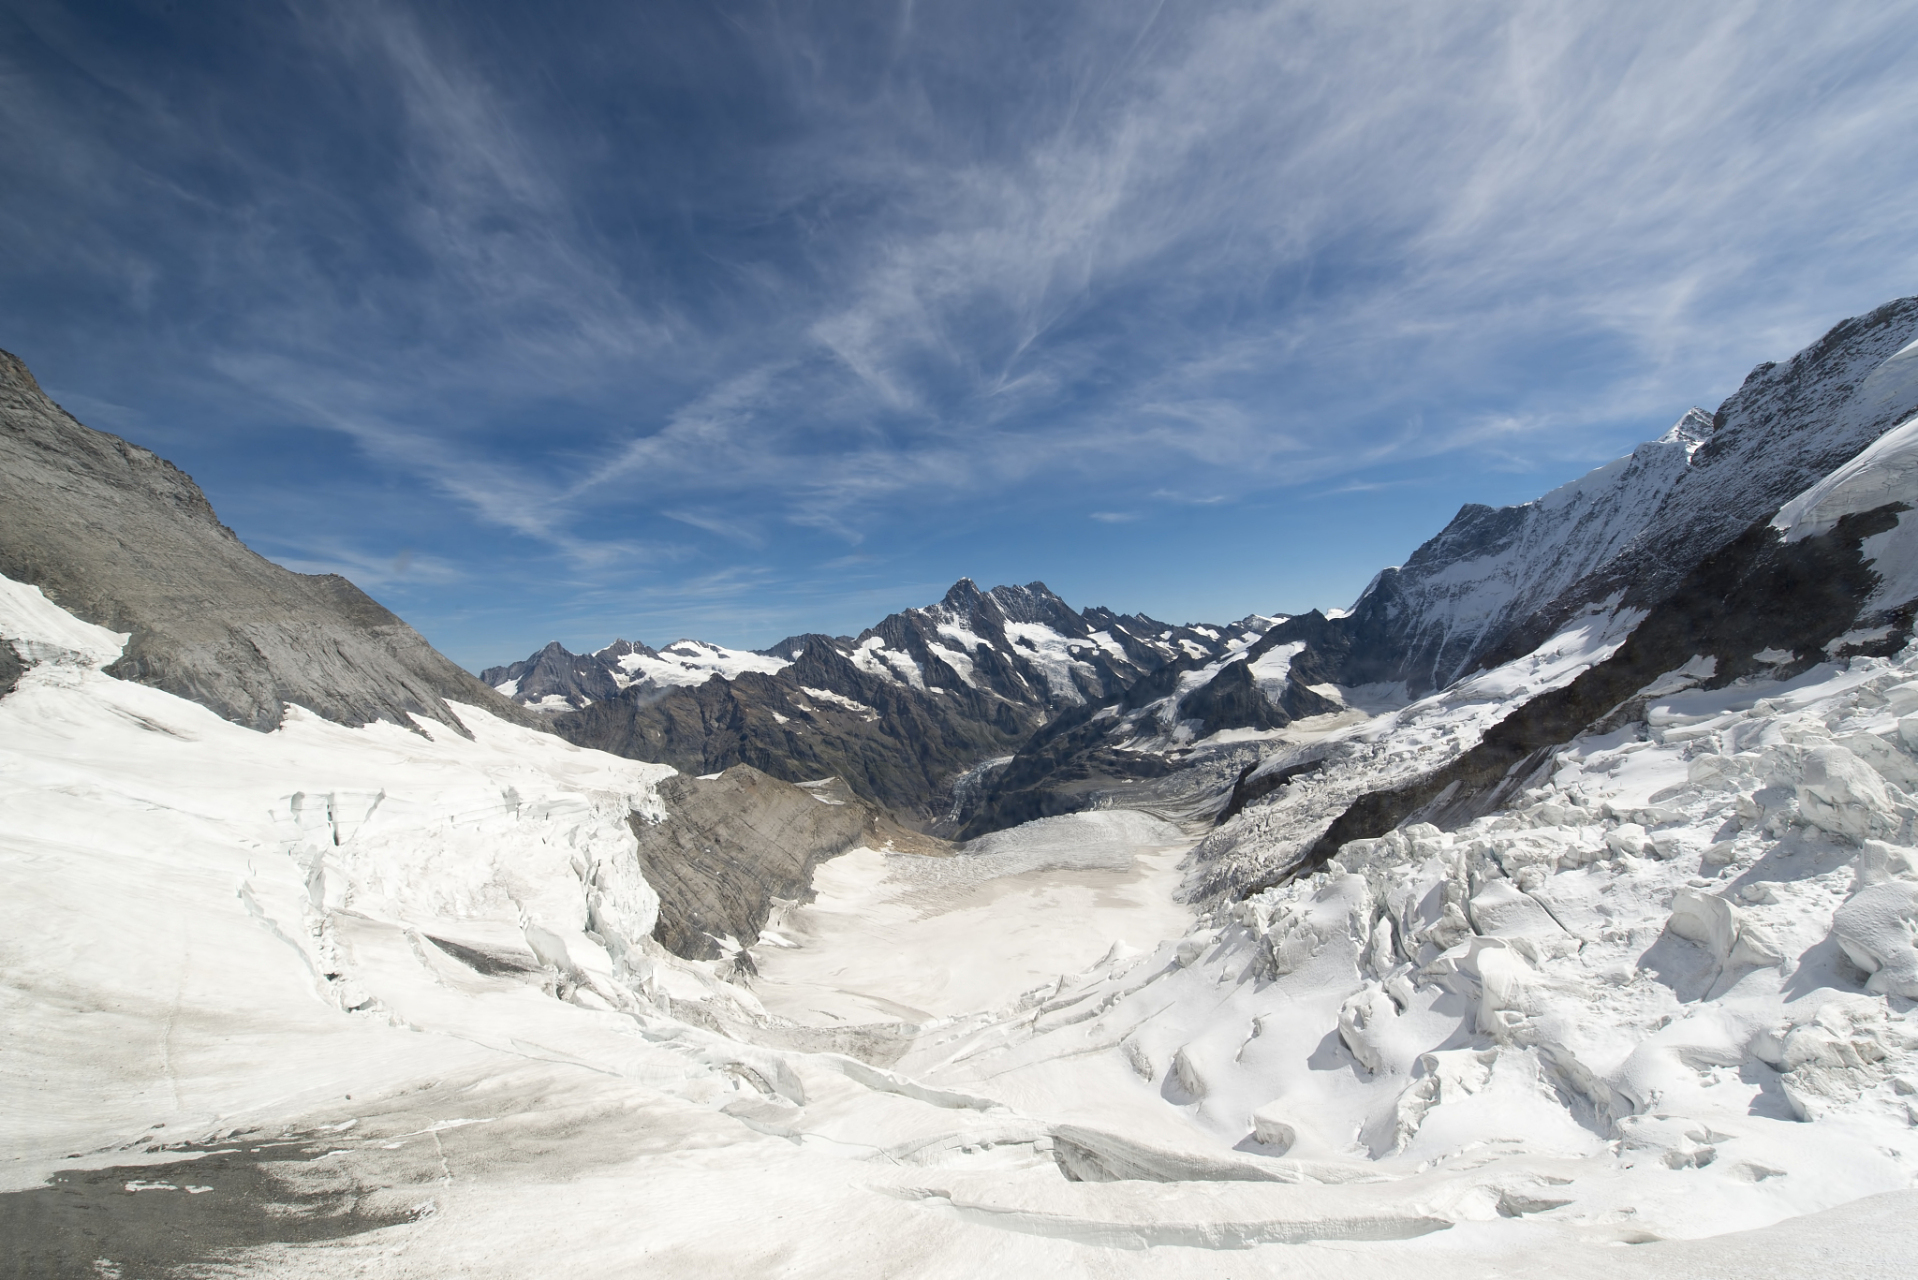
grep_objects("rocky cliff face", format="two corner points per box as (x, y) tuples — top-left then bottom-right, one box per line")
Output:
(0, 349), (539, 734)
(536, 579), (1267, 829)
(632, 767), (874, 962)
(1318, 296), (1918, 695)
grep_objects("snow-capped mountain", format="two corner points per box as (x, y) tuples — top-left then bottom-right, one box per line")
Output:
(965, 297), (1918, 850)
(1325, 295), (1918, 695)
(495, 578), (1276, 827)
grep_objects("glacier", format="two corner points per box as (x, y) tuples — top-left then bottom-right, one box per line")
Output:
(13, 306), (1918, 1275)
(9, 545), (1918, 1274)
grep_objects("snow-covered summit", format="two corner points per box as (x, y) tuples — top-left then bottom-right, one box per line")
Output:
(1327, 298), (1918, 696)
(480, 635), (792, 713)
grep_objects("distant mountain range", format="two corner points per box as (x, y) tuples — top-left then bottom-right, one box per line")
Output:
(485, 579), (1281, 831)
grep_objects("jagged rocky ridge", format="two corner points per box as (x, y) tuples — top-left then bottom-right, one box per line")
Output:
(496, 579), (1275, 830)
(964, 297), (1918, 861)
(479, 636), (790, 713)
(0, 349), (540, 735)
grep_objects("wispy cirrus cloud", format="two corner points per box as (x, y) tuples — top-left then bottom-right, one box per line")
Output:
(4, 0), (1916, 658)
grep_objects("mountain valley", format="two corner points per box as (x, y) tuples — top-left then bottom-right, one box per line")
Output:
(8, 296), (1918, 1277)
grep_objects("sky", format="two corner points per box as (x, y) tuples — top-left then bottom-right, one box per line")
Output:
(4, 1), (1918, 671)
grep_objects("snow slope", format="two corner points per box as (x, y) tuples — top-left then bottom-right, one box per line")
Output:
(1774, 402), (1918, 614)
(905, 644), (1918, 1256)
(9, 562), (1918, 1277)
(1375, 410), (1713, 691)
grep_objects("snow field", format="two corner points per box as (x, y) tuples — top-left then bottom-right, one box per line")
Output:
(8, 565), (1918, 1275)
(751, 810), (1194, 1024)
(919, 643), (1918, 1257)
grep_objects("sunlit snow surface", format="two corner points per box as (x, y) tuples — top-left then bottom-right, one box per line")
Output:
(5, 572), (1918, 1276)
(606, 637), (791, 688)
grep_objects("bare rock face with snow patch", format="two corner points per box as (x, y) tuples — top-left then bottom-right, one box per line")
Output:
(0, 349), (538, 734)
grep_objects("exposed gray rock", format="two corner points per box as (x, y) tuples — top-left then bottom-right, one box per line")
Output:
(0, 348), (540, 734)
(631, 765), (873, 960)
(0, 638), (23, 698)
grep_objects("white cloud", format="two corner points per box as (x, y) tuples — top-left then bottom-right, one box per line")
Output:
(12, 0), (1918, 572)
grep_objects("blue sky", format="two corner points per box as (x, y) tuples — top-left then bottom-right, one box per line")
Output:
(4, 1), (1917, 670)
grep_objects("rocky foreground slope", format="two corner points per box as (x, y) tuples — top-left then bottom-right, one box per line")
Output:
(0, 349), (539, 735)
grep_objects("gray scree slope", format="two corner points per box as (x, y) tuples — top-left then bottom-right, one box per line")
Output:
(0, 349), (540, 734)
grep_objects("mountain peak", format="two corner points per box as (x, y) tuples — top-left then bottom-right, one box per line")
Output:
(985, 580), (1073, 624)
(1659, 406), (1715, 450)
(0, 347), (44, 397)
(940, 578), (985, 610)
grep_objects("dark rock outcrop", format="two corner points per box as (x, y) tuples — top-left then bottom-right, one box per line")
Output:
(631, 766), (872, 960)
(0, 349), (541, 734)
(0, 639), (22, 699)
